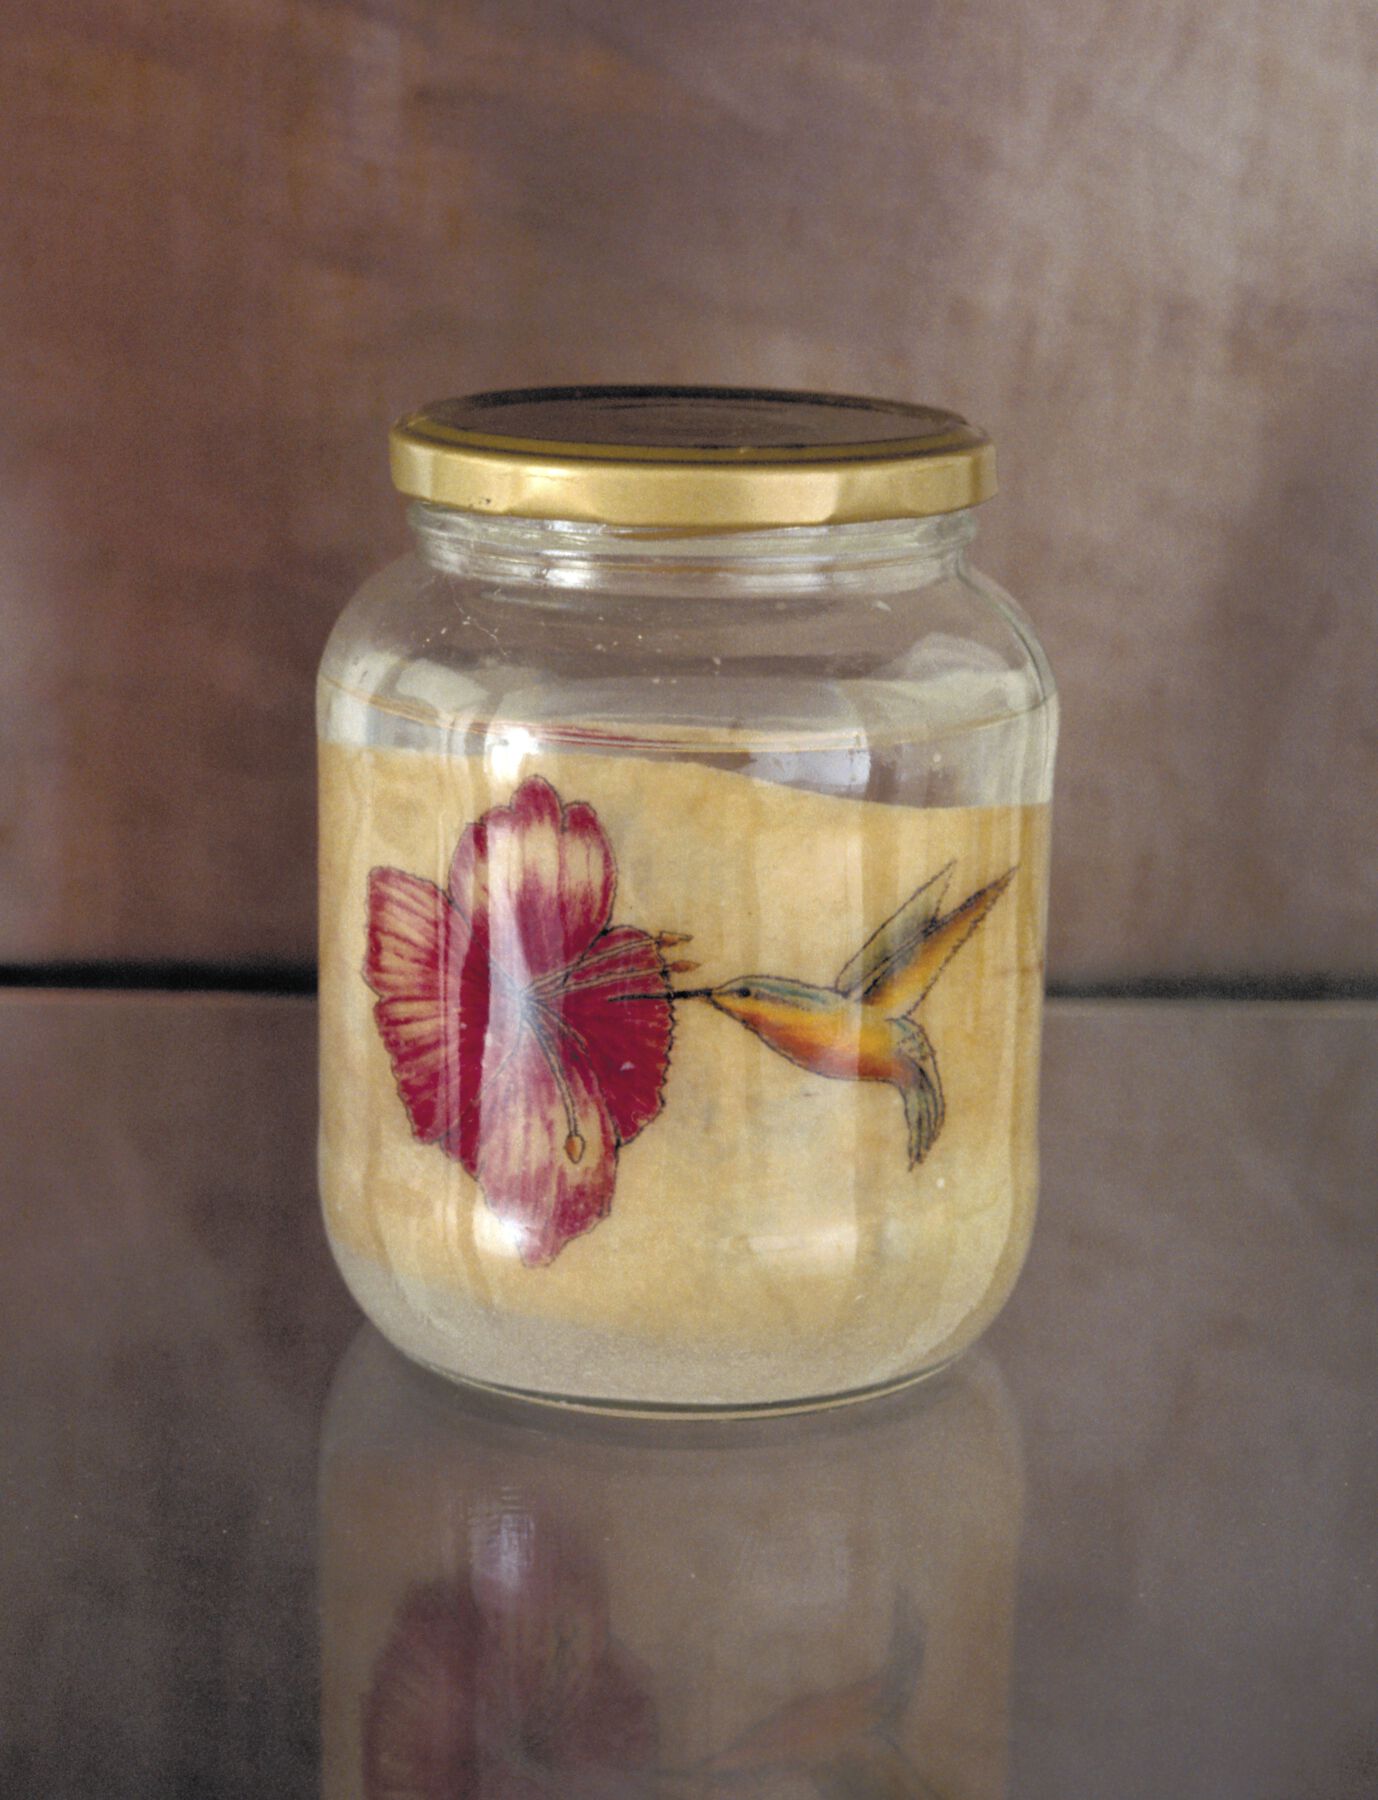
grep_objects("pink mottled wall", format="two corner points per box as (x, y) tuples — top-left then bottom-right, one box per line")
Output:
(2, 0), (1375, 979)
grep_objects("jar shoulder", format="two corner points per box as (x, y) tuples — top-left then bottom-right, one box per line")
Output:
(321, 552), (1052, 705)
(319, 550), (1056, 815)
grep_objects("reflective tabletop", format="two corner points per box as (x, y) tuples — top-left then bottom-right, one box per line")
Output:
(2, 997), (1374, 1798)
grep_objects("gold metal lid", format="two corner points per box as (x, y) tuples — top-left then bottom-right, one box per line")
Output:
(389, 386), (995, 529)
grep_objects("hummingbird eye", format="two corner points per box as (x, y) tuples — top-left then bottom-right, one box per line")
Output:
(734, 986), (751, 999)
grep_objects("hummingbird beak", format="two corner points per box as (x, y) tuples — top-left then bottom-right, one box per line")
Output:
(608, 984), (718, 1003)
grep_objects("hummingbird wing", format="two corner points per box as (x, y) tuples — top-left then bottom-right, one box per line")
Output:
(835, 863), (955, 998)
(863, 868), (1017, 1020)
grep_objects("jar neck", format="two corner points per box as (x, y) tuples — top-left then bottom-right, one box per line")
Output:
(406, 503), (978, 598)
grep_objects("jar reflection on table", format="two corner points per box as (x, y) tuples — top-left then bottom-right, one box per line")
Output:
(319, 1328), (1024, 1798)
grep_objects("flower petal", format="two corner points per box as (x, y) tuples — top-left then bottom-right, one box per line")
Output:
(554, 928), (672, 1145)
(474, 1024), (618, 1266)
(448, 778), (616, 986)
(472, 1521), (608, 1752)
(560, 1644), (659, 1773)
(362, 1580), (481, 1799)
(364, 867), (516, 1168)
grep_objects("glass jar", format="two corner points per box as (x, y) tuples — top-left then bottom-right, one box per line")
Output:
(320, 1326), (1024, 1799)
(318, 386), (1057, 1413)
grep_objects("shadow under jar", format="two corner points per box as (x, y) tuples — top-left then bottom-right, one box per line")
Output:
(317, 386), (1058, 1413)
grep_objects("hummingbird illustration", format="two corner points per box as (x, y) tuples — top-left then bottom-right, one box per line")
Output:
(662, 1593), (937, 1797)
(669, 862), (1016, 1168)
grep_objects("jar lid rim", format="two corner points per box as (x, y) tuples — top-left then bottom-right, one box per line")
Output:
(389, 386), (995, 528)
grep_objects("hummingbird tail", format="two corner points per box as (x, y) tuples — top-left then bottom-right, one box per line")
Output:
(892, 1019), (945, 1167)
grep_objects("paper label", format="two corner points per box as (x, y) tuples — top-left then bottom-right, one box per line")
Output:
(319, 740), (1049, 1393)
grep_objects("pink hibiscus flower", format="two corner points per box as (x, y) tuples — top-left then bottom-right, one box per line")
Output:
(363, 777), (681, 1266)
(362, 1524), (658, 1797)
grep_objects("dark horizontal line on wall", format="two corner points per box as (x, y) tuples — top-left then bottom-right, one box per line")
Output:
(1049, 975), (1378, 1003)
(0, 966), (1376, 1003)
(0, 963), (320, 996)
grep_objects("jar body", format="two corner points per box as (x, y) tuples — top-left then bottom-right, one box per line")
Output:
(317, 509), (1056, 1411)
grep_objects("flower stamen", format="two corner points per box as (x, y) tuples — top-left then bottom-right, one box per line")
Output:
(558, 962), (674, 1001)
(533, 934), (644, 995)
(532, 927), (691, 999)
(528, 1013), (585, 1164)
